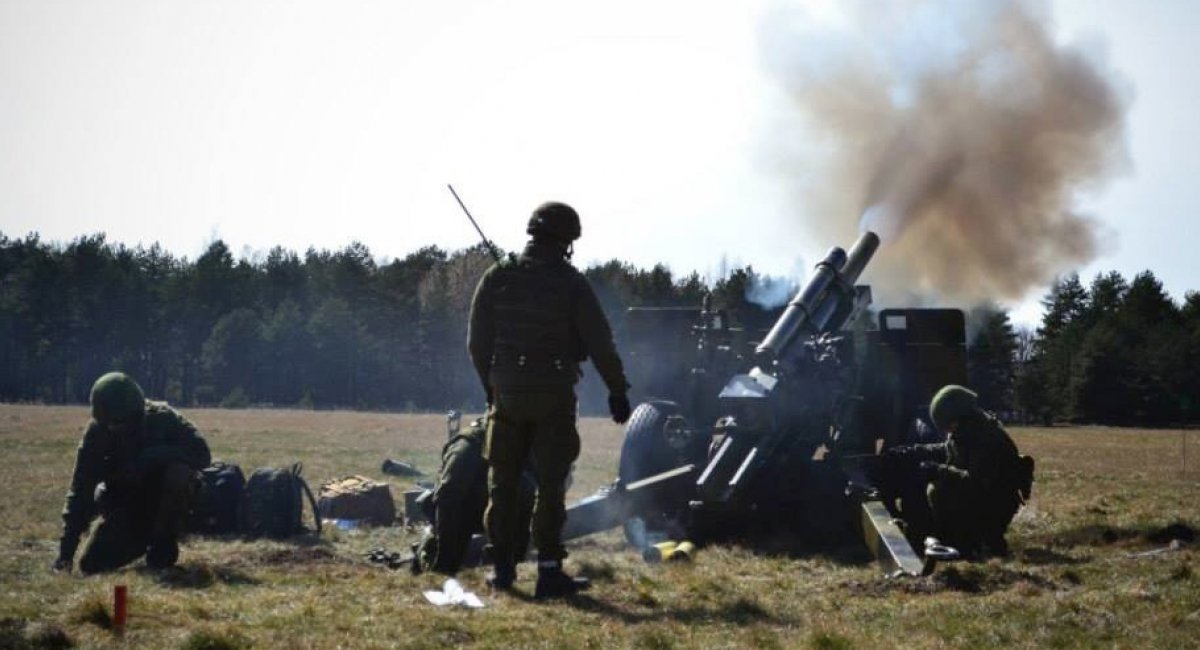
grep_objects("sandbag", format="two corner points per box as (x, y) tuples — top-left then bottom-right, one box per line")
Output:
(317, 475), (397, 526)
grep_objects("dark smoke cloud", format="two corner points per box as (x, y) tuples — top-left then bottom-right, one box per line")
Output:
(759, 0), (1130, 305)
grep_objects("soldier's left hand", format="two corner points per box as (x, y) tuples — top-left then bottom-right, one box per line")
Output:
(608, 393), (632, 425)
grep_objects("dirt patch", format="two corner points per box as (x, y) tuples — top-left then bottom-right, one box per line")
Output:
(1146, 522), (1196, 545)
(246, 546), (344, 566)
(1042, 521), (1196, 550)
(1048, 524), (1138, 548)
(153, 561), (260, 589)
(0, 618), (26, 648)
(845, 564), (1060, 596)
(1018, 546), (1089, 566)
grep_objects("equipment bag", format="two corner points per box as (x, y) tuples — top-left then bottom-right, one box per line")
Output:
(238, 463), (322, 538)
(188, 461), (246, 534)
(317, 476), (397, 526)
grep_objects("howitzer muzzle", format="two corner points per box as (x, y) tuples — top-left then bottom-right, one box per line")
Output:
(807, 231), (879, 331)
(754, 231), (879, 360)
(839, 231), (880, 287)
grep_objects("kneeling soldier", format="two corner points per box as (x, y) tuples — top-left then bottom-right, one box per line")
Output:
(52, 372), (211, 574)
(913, 385), (1032, 558)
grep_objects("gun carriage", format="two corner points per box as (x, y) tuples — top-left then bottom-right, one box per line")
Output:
(408, 230), (970, 576)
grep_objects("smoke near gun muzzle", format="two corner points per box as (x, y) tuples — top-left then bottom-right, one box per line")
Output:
(746, 273), (799, 310)
(761, 0), (1130, 305)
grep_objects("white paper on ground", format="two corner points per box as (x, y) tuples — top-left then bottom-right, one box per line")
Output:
(423, 578), (485, 608)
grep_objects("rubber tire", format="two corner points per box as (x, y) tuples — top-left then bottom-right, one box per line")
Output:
(618, 401), (687, 485)
(617, 401), (699, 548)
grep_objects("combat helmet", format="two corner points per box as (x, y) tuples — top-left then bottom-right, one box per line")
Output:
(89, 372), (146, 426)
(527, 202), (581, 243)
(929, 384), (978, 431)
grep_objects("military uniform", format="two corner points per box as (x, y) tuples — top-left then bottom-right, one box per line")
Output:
(915, 386), (1028, 557)
(420, 417), (534, 574)
(56, 374), (211, 574)
(467, 202), (631, 598)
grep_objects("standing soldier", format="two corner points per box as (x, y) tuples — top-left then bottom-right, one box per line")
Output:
(468, 201), (632, 599)
(907, 385), (1033, 558)
(52, 372), (211, 574)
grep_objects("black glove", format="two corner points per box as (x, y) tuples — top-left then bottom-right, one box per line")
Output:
(608, 394), (632, 425)
(885, 445), (914, 458)
(919, 461), (968, 481)
(52, 537), (77, 573)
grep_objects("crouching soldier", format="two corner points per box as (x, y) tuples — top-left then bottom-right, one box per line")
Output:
(416, 416), (535, 575)
(52, 372), (211, 574)
(897, 385), (1033, 558)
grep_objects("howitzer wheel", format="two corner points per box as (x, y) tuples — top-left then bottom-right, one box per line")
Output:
(618, 401), (705, 547)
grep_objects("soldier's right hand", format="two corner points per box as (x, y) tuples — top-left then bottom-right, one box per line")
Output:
(608, 393), (632, 425)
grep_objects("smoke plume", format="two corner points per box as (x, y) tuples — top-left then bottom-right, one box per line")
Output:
(759, 0), (1129, 305)
(746, 273), (799, 309)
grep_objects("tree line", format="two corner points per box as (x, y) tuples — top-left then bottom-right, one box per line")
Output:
(1, 232), (1196, 424)
(0, 233), (761, 414)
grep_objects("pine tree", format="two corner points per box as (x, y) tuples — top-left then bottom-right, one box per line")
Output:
(1030, 274), (1089, 421)
(967, 305), (1018, 415)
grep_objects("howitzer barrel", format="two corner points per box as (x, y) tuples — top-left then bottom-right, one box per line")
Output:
(839, 230), (880, 287)
(755, 231), (880, 360)
(755, 247), (847, 359)
(807, 230), (879, 332)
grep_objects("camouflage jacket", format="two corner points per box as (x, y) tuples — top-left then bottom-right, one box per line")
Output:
(916, 411), (1021, 492)
(60, 401), (211, 543)
(467, 241), (629, 394)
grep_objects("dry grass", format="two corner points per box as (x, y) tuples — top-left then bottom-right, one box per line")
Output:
(1, 405), (1197, 648)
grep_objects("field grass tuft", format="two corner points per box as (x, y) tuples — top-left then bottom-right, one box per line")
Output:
(23, 621), (73, 650)
(65, 594), (111, 630)
(179, 626), (251, 650)
(809, 630), (853, 649)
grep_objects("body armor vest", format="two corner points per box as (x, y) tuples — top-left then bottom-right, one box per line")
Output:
(488, 256), (580, 387)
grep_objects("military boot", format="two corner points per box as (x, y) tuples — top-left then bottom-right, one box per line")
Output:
(486, 560), (516, 590)
(145, 536), (179, 570)
(534, 560), (589, 599)
(982, 536), (1010, 558)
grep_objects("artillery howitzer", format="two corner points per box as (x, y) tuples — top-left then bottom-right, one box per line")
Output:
(562, 230), (969, 576)
(404, 230), (967, 576)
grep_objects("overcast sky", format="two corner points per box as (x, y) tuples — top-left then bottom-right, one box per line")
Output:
(1, 0), (1197, 326)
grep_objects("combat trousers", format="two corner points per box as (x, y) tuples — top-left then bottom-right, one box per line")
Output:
(928, 479), (1019, 556)
(485, 387), (580, 563)
(79, 462), (199, 574)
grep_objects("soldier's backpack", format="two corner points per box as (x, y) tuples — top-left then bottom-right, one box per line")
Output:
(188, 461), (246, 535)
(317, 476), (397, 526)
(238, 463), (322, 538)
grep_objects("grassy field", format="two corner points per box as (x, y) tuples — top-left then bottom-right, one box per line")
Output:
(0, 404), (1197, 649)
